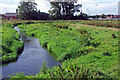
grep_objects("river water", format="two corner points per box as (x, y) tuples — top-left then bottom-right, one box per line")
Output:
(1, 27), (61, 78)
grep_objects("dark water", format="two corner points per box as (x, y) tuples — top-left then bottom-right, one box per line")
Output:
(1, 27), (61, 78)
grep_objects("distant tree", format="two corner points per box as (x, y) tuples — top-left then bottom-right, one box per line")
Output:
(17, 1), (39, 20)
(100, 14), (106, 18)
(82, 13), (88, 18)
(48, 2), (60, 19)
(49, 2), (82, 20)
(16, 9), (19, 19)
(77, 13), (88, 20)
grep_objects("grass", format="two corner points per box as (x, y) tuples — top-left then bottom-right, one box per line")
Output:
(17, 22), (96, 62)
(2, 20), (119, 78)
(1, 24), (24, 63)
(69, 20), (120, 28)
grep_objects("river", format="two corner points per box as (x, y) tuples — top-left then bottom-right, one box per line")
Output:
(1, 27), (61, 78)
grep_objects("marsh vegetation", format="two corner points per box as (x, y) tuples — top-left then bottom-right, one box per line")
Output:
(1, 20), (119, 78)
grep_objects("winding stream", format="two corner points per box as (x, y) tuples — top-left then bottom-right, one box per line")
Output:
(2, 27), (61, 78)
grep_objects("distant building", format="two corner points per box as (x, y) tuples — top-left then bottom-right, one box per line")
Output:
(106, 15), (120, 20)
(3, 13), (18, 20)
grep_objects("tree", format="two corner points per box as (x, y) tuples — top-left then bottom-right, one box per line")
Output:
(48, 2), (61, 19)
(100, 14), (106, 18)
(17, 1), (39, 20)
(77, 13), (88, 20)
(49, 1), (82, 20)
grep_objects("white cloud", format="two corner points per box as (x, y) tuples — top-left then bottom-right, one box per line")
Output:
(0, 0), (119, 15)
(35, 0), (50, 13)
(0, 3), (18, 14)
(96, 2), (118, 15)
(77, 0), (118, 15)
(0, 0), (50, 14)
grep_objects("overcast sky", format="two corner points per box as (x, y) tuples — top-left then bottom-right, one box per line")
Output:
(0, 0), (119, 15)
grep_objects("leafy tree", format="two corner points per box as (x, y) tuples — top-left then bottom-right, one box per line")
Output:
(17, 1), (39, 20)
(48, 2), (61, 19)
(100, 14), (106, 18)
(78, 13), (88, 19)
(49, 1), (82, 20)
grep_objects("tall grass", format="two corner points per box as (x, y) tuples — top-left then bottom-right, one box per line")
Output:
(1, 24), (24, 63)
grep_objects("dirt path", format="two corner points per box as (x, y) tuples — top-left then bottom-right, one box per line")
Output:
(71, 24), (120, 31)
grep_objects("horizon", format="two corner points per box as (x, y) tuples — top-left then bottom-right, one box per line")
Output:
(0, 0), (119, 15)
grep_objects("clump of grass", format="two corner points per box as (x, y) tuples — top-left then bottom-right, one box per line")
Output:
(48, 64), (101, 78)
(76, 26), (88, 34)
(10, 63), (108, 78)
(40, 60), (48, 74)
(75, 26), (90, 39)
(103, 51), (112, 56)
(52, 23), (72, 30)
(1, 25), (24, 63)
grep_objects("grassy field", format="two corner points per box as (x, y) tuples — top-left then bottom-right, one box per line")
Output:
(1, 20), (119, 78)
(70, 20), (120, 28)
(7, 20), (119, 79)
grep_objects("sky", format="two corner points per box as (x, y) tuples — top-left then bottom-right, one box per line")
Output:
(0, 0), (119, 15)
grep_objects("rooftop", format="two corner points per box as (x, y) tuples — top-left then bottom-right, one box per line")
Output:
(4, 13), (18, 17)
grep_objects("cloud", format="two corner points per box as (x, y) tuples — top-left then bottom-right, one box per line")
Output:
(0, 0), (50, 14)
(35, 0), (50, 13)
(0, 3), (18, 14)
(0, 0), (119, 15)
(96, 2), (118, 15)
(77, 0), (118, 15)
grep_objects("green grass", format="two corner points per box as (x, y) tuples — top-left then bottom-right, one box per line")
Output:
(1, 24), (24, 63)
(17, 22), (96, 62)
(67, 22), (119, 78)
(4, 20), (118, 78)
(71, 20), (119, 28)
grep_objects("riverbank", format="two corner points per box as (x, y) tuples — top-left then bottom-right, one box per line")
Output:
(1, 24), (24, 64)
(1, 20), (119, 78)
(9, 20), (118, 78)
(2, 34), (60, 78)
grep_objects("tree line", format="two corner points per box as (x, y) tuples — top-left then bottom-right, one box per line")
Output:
(17, 1), (88, 20)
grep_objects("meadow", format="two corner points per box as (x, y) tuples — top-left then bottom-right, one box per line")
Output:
(1, 20), (119, 78)
(72, 20), (119, 28)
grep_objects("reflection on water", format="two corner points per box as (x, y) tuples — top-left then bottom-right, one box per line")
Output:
(2, 27), (61, 78)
